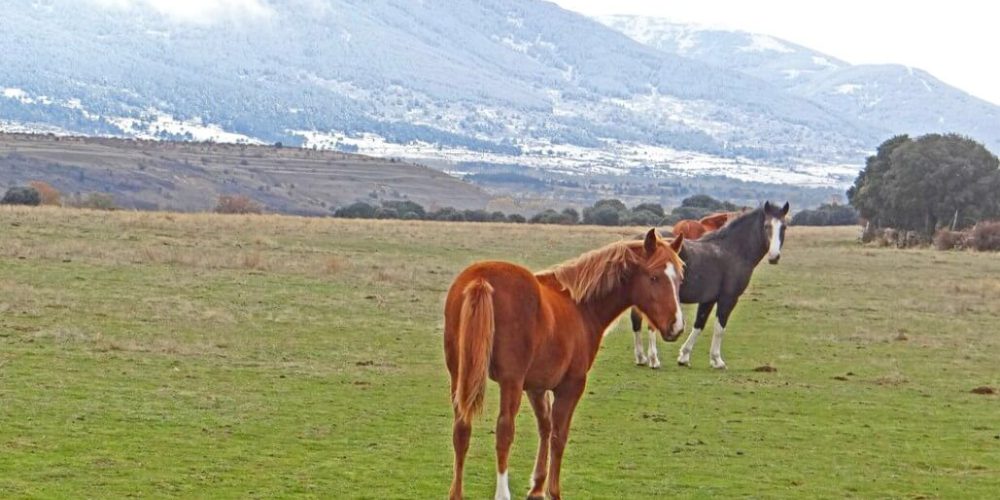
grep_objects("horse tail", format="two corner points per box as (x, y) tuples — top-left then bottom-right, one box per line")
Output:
(453, 278), (495, 424)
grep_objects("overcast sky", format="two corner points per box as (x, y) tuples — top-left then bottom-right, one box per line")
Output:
(552, 0), (1000, 106)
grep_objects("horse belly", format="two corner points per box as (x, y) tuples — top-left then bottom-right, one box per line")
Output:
(522, 343), (572, 390)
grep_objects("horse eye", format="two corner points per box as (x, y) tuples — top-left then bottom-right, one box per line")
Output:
(651, 275), (659, 283)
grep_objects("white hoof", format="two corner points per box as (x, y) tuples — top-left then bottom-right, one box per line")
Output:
(648, 357), (661, 369)
(677, 351), (691, 366)
(635, 353), (647, 366)
(710, 357), (727, 370)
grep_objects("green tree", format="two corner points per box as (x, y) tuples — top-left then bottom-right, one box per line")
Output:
(593, 199), (627, 212)
(847, 135), (911, 226)
(632, 202), (665, 218)
(1, 186), (41, 206)
(849, 134), (1000, 235)
(583, 206), (621, 226)
(560, 208), (580, 224)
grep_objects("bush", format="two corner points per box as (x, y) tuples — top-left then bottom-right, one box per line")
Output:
(29, 181), (61, 206)
(791, 204), (859, 226)
(335, 202), (376, 218)
(933, 229), (966, 250)
(382, 200), (425, 219)
(506, 214), (526, 223)
(429, 207), (465, 221)
(626, 209), (663, 226)
(215, 194), (263, 214)
(582, 206), (621, 226)
(77, 193), (118, 211)
(970, 221), (1000, 251)
(373, 207), (399, 219)
(1, 186), (41, 206)
(530, 209), (576, 225)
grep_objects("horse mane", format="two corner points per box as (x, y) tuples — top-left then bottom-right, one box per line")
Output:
(537, 239), (684, 303)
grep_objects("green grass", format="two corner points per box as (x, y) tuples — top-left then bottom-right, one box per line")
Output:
(1, 207), (998, 498)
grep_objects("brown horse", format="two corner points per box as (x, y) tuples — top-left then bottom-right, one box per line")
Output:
(672, 219), (708, 240)
(444, 230), (685, 500)
(673, 210), (745, 240)
(698, 212), (732, 231)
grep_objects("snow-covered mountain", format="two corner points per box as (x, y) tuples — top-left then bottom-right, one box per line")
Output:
(598, 15), (1000, 155)
(3, 1), (994, 199)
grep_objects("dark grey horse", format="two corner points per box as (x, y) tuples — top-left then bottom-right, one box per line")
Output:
(630, 201), (789, 369)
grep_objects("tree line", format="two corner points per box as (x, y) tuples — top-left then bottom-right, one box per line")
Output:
(332, 195), (744, 226)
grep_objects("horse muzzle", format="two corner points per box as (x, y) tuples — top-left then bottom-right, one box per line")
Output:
(768, 255), (781, 265)
(661, 322), (685, 342)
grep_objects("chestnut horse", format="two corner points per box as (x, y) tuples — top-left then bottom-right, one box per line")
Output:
(444, 230), (685, 500)
(672, 219), (708, 240)
(672, 210), (744, 240)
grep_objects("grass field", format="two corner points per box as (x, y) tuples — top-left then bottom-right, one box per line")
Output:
(1, 206), (998, 498)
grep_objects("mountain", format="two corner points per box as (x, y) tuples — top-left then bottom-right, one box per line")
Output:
(6, 1), (994, 210)
(0, 0), (876, 200)
(598, 15), (1000, 154)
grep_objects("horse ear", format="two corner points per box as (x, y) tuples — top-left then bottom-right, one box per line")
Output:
(764, 201), (772, 212)
(670, 233), (684, 253)
(781, 202), (790, 216)
(643, 228), (658, 255)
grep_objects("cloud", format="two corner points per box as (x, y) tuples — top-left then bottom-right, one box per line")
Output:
(92, 0), (274, 24)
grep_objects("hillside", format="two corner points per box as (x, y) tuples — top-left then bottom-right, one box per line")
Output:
(597, 15), (1000, 153)
(1, 0), (872, 191)
(0, 133), (491, 213)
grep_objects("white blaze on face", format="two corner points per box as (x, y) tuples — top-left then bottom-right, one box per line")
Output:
(665, 263), (683, 335)
(768, 218), (784, 261)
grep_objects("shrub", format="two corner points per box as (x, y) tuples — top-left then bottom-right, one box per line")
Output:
(970, 221), (1000, 251)
(429, 207), (464, 221)
(78, 193), (118, 211)
(582, 206), (621, 226)
(1, 186), (41, 206)
(506, 214), (526, 223)
(335, 202), (376, 218)
(791, 204), (859, 226)
(530, 209), (575, 225)
(933, 229), (966, 251)
(29, 181), (61, 206)
(215, 195), (263, 214)
(373, 207), (399, 219)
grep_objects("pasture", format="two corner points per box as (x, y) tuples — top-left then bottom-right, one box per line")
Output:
(1, 207), (998, 498)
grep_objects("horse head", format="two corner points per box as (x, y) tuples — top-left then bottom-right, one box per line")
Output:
(763, 201), (790, 264)
(630, 229), (686, 341)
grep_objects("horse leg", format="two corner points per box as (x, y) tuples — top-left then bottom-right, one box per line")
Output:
(494, 381), (523, 500)
(526, 389), (551, 500)
(709, 298), (738, 370)
(547, 380), (585, 500)
(630, 309), (647, 365)
(646, 326), (660, 369)
(450, 384), (472, 500)
(678, 302), (714, 366)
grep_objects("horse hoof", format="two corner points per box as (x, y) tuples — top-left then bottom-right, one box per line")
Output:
(677, 359), (690, 367)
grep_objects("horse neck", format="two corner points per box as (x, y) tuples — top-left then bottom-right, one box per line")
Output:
(577, 284), (633, 338)
(722, 213), (769, 264)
